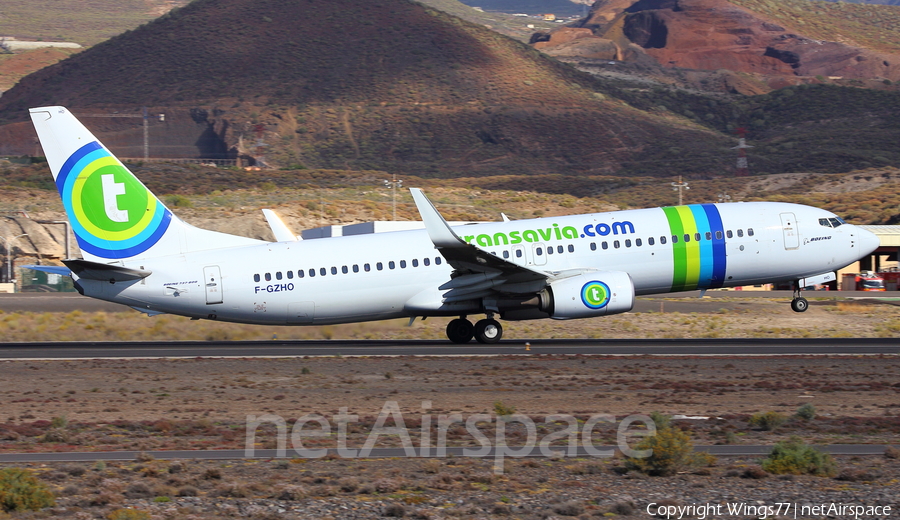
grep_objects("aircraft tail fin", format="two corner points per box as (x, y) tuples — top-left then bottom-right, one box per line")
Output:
(29, 106), (262, 262)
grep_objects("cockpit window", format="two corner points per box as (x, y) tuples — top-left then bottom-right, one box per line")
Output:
(819, 218), (832, 228)
(828, 217), (844, 228)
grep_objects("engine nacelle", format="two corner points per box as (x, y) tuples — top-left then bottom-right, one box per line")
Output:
(540, 271), (635, 319)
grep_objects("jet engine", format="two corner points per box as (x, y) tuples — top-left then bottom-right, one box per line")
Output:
(538, 271), (635, 319)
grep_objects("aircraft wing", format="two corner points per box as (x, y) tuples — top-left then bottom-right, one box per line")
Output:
(410, 188), (549, 303)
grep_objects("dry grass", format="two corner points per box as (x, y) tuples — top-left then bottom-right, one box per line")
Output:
(2, 297), (899, 342)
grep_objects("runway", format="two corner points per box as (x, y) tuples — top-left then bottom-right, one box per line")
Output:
(0, 444), (892, 463)
(0, 337), (897, 359)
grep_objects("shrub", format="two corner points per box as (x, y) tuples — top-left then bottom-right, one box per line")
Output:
(107, 509), (151, 520)
(493, 401), (515, 417)
(761, 437), (836, 476)
(749, 411), (788, 431)
(884, 446), (900, 459)
(553, 500), (585, 516)
(649, 411), (671, 430)
(795, 403), (816, 421)
(384, 503), (406, 517)
(0, 468), (55, 511)
(625, 427), (715, 477)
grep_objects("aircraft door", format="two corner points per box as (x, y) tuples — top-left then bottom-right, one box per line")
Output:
(203, 265), (223, 304)
(511, 245), (527, 266)
(532, 243), (547, 266)
(780, 212), (799, 250)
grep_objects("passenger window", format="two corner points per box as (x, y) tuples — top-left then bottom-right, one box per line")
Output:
(424, 258), (430, 266)
(705, 232), (711, 241)
(412, 259), (419, 267)
(353, 265), (359, 273)
(503, 251), (510, 259)
(737, 229), (744, 237)
(672, 235), (678, 244)
(389, 261), (396, 269)
(568, 244), (574, 253)
(276, 271), (283, 280)
(625, 239), (631, 248)
(341, 266), (348, 274)
(320, 268), (327, 276)
(649, 237), (655, 246)
(265, 273), (272, 281)
(590, 242), (597, 251)
(516, 250), (523, 258)
(684, 234), (691, 243)
(726, 230), (733, 239)
(253, 274), (260, 282)
(435, 257), (442, 265)
(636, 238), (642, 247)
(614, 240), (620, 249)
(602, 241), (608, 250)
(694, 233), (701, 242)
(400, 260), (407, 268)
(331, 267), (337, 275)
(536, 247), (543, 256)
(364, 263), (370, 272)
(716, 231), (723, 240)
(557, 245), (564, 254)
(287, 271), (294, 279)
(546, 247), (553, 255)
(309, 269), (316, 277)
(661, 236), (667, 245)
(747, 228), (754, 237)
(298, 270), (304, 278)
(377, 262), (383, 271)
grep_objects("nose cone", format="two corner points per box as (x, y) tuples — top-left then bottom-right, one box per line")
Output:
(857, 227), (880, 257)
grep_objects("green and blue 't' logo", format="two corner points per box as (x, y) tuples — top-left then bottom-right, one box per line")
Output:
(57, 141), (171, 259)
(581, 281), (610, 309)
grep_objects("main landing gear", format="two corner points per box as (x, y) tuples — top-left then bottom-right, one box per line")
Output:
(446, 315), (503, 344)
(791, 282), (809, 313)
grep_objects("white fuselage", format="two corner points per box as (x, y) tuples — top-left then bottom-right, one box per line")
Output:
(76, 201), (875, 325)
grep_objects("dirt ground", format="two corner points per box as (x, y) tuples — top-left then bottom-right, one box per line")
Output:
(1, 297), (899, 518)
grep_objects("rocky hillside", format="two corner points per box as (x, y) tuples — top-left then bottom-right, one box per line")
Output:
(536, 0), (900, 84)
(0, 0), (732, 178)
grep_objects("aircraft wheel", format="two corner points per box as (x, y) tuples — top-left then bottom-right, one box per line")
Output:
(791, 297), (809, 313)
(474, 319), (503, 344)
(446, 318), (474, 344)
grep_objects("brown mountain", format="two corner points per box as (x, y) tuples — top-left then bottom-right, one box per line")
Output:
(537, 0), (900, 84)
(0, 0), (731, 177)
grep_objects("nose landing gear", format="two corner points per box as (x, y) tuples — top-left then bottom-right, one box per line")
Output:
(446, 315), (504, 344)
(791, 282), (808, 313)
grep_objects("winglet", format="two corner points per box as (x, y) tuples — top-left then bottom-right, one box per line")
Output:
(410, 188), (466, 248)
(262, 209), (300, 242)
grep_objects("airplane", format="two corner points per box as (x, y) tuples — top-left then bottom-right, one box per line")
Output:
(26, 106), (880, 343)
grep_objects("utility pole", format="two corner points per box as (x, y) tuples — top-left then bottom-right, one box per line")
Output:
(384, 174), (403, 221)
(671, 175), (689, 206)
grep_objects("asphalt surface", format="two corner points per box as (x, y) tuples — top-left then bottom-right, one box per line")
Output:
(0, 444), (892, 463)
(0, 337), (897, 359)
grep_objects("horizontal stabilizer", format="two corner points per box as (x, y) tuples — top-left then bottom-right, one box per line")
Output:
(21, 265), (72, 277)
(63, 259), (151, 281)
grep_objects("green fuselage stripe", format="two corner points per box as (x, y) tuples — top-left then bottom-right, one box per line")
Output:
(663, 207), (687, 291)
